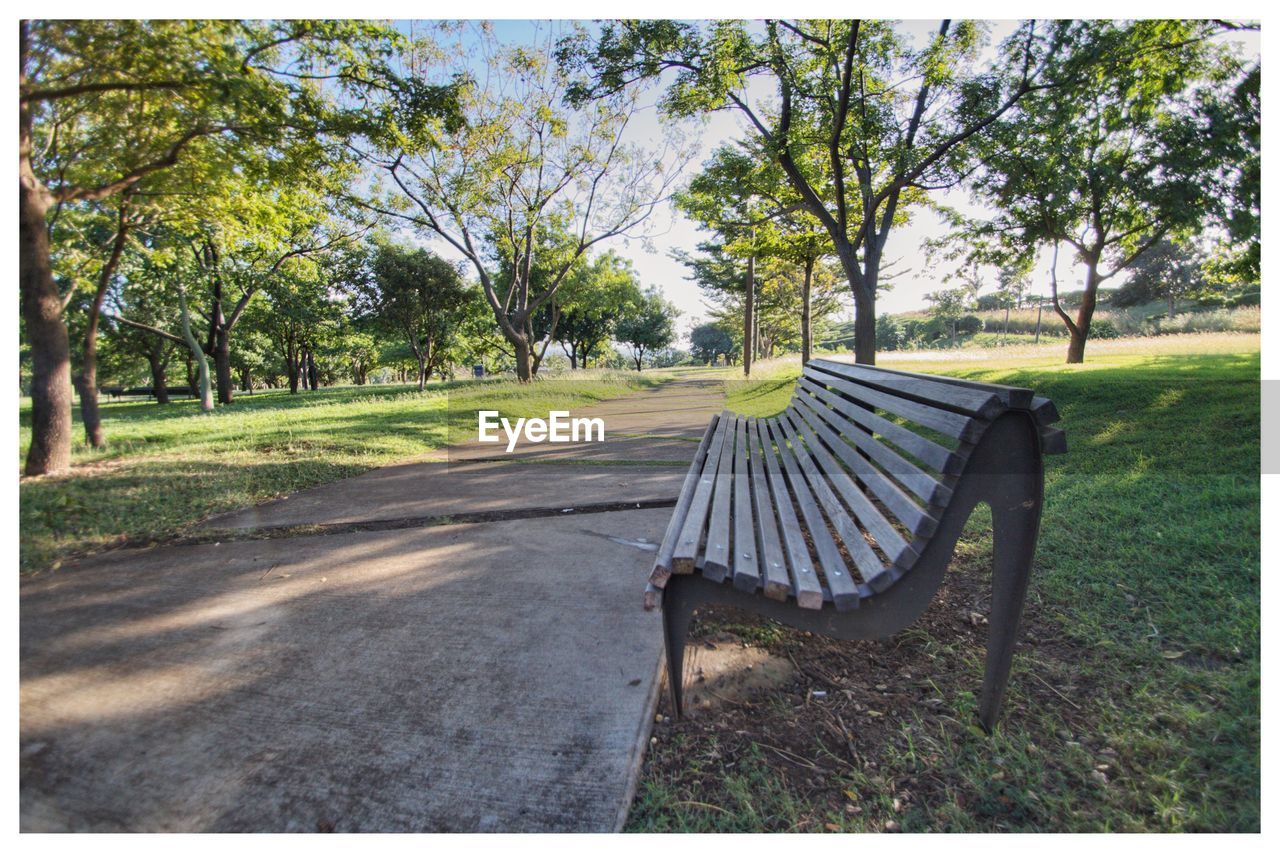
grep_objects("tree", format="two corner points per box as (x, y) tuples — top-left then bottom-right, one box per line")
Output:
(19, 19), (426, 473)
(104, 259), (183, 404)
(615, 289), (678, 371)
(355, 242), (476, 390)
(924, 286), (972, 346)
(110, 184), (358, 403)
(994, 262), (1032, 342)
(1202, 62), (1259, 283)
(875, 314), (905, 352)
(251, 258), (345, 394)
(689, 323), (736, 365)
(361, 26), (684, 381)
(955, 20), (1237, 362)
(185, 183), (360, 403)
(563, 19), (1061, 364)
(47, 193), (137, 444)
(553, 250), (643, 369)
(675, 143), (774, 375)
(107, 223), (219, 411)
(759, 217), (839, 365)
(1113, 238), (1206, 318)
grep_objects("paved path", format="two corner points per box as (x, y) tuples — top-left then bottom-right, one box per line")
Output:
(20, 377), (725, 832)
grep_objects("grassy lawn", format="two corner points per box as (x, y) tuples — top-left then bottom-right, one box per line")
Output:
(629, 333), (1259, 831)
(18, 372), (662, 573)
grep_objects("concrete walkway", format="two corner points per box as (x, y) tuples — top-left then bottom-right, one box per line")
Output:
(20, 377), (725, 832)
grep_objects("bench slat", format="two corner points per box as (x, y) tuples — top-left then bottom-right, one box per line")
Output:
(1031, 396), (1061, 426)
(650, 414), (722, 587)
(803, 365), (983, 444)
(672, 414), (732, 573)
(757, 418), (825, 610)
(795, 383), (954, 507)
(797, 377), (964, 474)
(701, 413), (739, 582)
(769, 417), (861, 611)
(809, 359), (1005, 419)
(731, 416), (761, 592)
(1040, 426), (1068, 455)
(790, 398), (939, 540)
(748, 417), (792, 601)
(783, 408), (916, 580)
(777, 413), (891, 592)
(843, 362), (1036, 409)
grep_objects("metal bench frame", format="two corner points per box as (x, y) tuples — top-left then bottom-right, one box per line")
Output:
(646, 360), (1064, 732)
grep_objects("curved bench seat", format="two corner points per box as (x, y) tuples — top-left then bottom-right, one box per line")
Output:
(645, 358), (1065, 731)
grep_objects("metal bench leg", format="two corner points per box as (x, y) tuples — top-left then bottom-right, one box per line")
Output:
(978, 490), (1041, 733)
(661, 577), (699, 719)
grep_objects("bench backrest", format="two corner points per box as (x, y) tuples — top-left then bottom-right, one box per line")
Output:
(782, 358), (1064, 589)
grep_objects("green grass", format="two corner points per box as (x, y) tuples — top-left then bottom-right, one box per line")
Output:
(18, 372), (661, 573)
(634, 336), (1259, 831)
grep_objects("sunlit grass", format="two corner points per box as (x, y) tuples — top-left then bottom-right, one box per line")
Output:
(18, 371), (662, 573)
(640, 338), (1261, 831)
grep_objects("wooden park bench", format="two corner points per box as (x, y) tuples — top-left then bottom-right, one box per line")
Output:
(645, 358), (1065, 732)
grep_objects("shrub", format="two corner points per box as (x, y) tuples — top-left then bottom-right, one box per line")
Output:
(1088, 317), (1121, 339)
(1228, 289), (1261, 308)
(956, 314), (984, 335)
(876, 314), (905, 351)
(1149, 307), (1260, 335)
(1097, 309), (1149, 337)
(899, 319), (928, 348)
(972, 307), (1067, 337)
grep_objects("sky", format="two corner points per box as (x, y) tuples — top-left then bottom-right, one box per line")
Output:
(390, 19), (1260, 341)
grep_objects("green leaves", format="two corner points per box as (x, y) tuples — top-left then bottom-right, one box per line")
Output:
(615, 287), (679, 369)
(961, 20), (1240, 278)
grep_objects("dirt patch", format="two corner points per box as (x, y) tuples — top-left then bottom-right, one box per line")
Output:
(639, 547), (1106, 831)
(681, 633), (798, 717)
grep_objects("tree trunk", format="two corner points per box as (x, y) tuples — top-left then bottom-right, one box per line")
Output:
(19, 102), (72, 476)
(416, 354), (428, 391)
(286, 342), (300, 394)
(148, 347), (170, 404)
(76, 203), (129, 448)
(531, 302), (559, 377)
(513, 335), (533, 382)
(75, 358), (103, 449)
(834, 240), (877, 366)
(1063, 261), (1101, 365)
(1065, 325), (1088, 363)
(213, 325), (234, 404)
(852, 286), (876, 365)
(1167, 293), (1176, 319)
(801, 256), (813, 365)
(306, 351), (318, 391)
(178, 289), (215, 411)
(743, 254), (754, 377)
